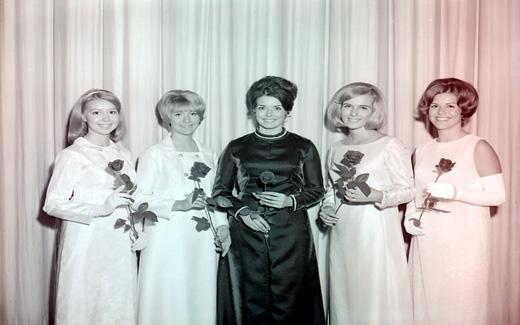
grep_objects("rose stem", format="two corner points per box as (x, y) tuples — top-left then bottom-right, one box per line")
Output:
(195, 180), (217, 236)
(417, 174), (442, 222)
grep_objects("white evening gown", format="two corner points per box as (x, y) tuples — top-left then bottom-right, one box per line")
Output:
(44, 137), (137, 325)
(135, 136), (227, 325)
(409, 134), (491, 325)
(324, 136), (413, 325)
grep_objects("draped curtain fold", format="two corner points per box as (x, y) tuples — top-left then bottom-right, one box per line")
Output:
(1, 0), (518, 324)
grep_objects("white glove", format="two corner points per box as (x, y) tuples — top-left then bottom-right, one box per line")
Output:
(425, 182), (456, 199)
(91, 185), (134, 217)
(426, 173), (506, 206)
(131, 231), (148, 251)
(404, 213), (425, 236)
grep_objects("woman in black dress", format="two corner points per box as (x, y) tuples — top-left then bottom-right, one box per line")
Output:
(213, 76), (325, 325)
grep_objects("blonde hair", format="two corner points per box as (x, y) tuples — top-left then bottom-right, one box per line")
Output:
(325, 82), (386, 131)
(67, 89), (125, 145)
(156, 90), (206, 129)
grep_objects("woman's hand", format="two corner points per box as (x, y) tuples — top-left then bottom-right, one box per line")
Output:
(130, 231), (148, 251)
(215, 225), (231, 257)
(319, 204), (338, 227)
(240, 211), (270, 233)
(172, 190), (207, 211)
(253, 191), (293, 209)
(343, 186), (383, 203)
(404, 212), (425, 236)
(99, 185), (134, 216)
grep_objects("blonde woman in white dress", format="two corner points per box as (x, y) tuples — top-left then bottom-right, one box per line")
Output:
(44, 89), (137, 324)
(134, 90), (230, 325)
(320, 82), (413, 325)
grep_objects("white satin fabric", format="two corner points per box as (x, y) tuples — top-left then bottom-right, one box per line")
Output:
(134, 136), (227, 325)
(323, 136), (413, 325)
(43, 137), (137, 325)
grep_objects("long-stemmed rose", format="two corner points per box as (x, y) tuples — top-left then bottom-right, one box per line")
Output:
(188, 161), (233, 234)
(410, 158), (455, 227)
(332, 150), (371, 213)
(107, 159), (158, 238)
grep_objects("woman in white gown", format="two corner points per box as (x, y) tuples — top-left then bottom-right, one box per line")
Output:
(134, 90), (231, 325)
(320, 82), (413, 325)
(405, 78), (506, 325)
(44, 89), (137, 324)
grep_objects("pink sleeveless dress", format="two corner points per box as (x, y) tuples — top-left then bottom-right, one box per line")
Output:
(409, 134), (491, 325)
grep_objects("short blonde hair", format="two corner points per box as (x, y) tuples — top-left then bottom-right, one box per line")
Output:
(67, 89), (125, 145)
(325, 82), (386, 131)
(156, 90), (206, 129)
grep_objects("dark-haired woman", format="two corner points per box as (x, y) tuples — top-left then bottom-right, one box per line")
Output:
(406, 78), (506, 325)
(213, 76), (325, 325)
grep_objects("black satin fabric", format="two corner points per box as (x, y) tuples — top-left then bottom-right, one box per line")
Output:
(213, 131), (325, 325)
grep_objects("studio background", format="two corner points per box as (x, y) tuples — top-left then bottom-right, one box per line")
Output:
(1, 0), (519, 324)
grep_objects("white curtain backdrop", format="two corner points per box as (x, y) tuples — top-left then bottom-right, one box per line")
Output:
(1, 0), (518, 324)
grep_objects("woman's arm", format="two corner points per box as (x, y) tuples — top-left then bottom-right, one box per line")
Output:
(291, 141), (325, 210)
(427, 139), (506, 206)
(134, 149), (176, 219)
(43, 150), (123, 224)
(373, 138), (415, 209)
(212, 143), (247, 217)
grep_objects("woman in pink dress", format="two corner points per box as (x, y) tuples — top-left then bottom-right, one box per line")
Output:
(405, 78), (506, 325)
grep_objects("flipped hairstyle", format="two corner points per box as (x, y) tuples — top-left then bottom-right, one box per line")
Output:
(417, 78), (478, 126)
(67, 89), (125, 145)
(325, 82), (386, 131)
(156, 89), (206, 129)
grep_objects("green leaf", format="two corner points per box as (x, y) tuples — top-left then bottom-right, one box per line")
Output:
(215, 196), (233, 208)
(191, 216), (210, 232)
(355, 173), (369, 183)
(124, 224), (131, 232)
(206, 197), (217, 206)
(333, 163), (350, 175)
(142, 211), (158, 222)
(357, 182), (371, 197)
(137, 202), (149, 212)
(346, 181), (357, 189)
(114, 218), (127, 229)
(132, 212), (144, 223)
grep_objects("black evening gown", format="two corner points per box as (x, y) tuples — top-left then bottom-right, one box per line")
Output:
(213, 130), (325, 325)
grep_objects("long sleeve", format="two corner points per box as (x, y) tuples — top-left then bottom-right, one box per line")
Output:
(210, 152), (229, 228)
(134, 149), (175, 219)
(375, 138), (414, 209)
(292, 141), (325, 210)
(322, 147), (336, 208)
(43, 150), (97, 224)
(212, 143), (246, 217)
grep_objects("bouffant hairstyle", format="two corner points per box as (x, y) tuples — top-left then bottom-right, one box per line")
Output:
(418, 78), (478, 126)
(67, 89), (125, 145)
(325, 82), (386, 131)
(156, 89), (206, 129)
(245, 76), (298, 115)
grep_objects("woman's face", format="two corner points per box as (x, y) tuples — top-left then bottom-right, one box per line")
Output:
(340, 94), (374, 130)
(428, 92), (462, 131)
(254, 95), (287, 134)
(82, 99), (119, 137)
(169, 104), (201, 136)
